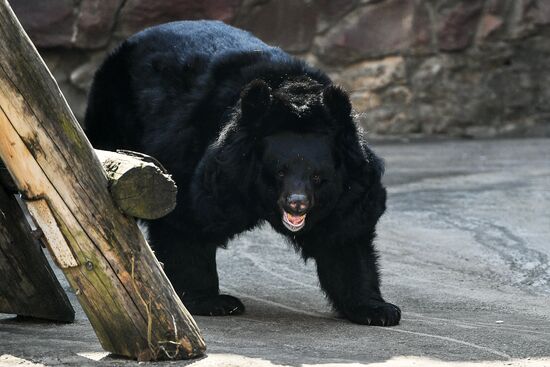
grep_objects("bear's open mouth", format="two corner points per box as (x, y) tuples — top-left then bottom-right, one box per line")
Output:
(282, 211), (306, 232)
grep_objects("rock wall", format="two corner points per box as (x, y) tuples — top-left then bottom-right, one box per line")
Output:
(10, 0), (550, 138)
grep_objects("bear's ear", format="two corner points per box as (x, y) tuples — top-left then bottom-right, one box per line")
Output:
(240, 79), (272, 122)
(322, 85), (352, 120)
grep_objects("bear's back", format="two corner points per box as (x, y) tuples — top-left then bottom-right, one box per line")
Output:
(128, 20), (286, 64)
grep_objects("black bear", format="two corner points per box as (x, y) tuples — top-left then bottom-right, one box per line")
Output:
(85, 20), (400, 326)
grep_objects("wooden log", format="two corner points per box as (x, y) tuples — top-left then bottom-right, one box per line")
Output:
(1, 150), (177, 220)
(96, 150), (177, 220)
(0, 0), (205, 361)
(0, 184), (75, 322)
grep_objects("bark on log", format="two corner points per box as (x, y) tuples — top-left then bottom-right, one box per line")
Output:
(0, 184), (75, 322)
(96, 150), (177, 220)
(0, 0), (205, 361)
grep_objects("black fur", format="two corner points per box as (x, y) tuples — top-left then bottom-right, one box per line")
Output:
(85, 20), (400, 326)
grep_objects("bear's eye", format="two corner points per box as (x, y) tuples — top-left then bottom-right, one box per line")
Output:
(312, 174), (321, 184)
(277, 170), (285, 178)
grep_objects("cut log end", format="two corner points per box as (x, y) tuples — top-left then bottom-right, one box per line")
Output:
(109, 163), (177, 220)
(97, 149), (178, 219)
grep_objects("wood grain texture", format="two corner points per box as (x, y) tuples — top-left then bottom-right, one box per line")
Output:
(26, 199), (79, 268)
(0, 0), (205, 360)
(0, 185), (75, 322)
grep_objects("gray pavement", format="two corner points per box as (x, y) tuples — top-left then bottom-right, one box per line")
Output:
(1, 138), (550, 366)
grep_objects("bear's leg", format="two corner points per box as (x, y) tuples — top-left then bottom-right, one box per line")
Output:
(147, 219), (245, 316)
(312, 236), (400, 326)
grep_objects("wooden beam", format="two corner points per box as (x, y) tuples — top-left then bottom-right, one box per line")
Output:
(0, 0), (205, 361)
(1, 150), (177, 220)
(0, 184), (75, 322)
(97, 150), (177, 220)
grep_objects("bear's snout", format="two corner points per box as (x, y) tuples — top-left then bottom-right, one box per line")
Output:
(278, 192), (312, 232)
(286, 193), (310, 215)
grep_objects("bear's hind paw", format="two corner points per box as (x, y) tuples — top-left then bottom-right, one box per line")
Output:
(345, 301), (401, 326)
(184, 294), (245, 316)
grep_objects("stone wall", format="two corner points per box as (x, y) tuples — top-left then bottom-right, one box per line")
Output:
(10, 0), (550, 138)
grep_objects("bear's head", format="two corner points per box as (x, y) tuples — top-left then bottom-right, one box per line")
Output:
(194, 77), (384, 237)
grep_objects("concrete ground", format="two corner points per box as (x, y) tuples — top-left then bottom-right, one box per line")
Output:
(1, 138), (549, 366)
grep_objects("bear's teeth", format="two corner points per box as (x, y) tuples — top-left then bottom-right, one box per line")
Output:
(285, 212), (305, 225)
(288, 214), (305, 225)
(282, 212), (306, 232)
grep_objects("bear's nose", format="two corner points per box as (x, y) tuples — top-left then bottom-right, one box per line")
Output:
(286, 194), (310, 214)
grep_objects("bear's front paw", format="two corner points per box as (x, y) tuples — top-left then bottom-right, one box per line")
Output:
(345, 301), (401, 326)
(184, 294), (245, 316)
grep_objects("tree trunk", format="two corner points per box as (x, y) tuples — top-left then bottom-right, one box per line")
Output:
(0, 0), (205, 361)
